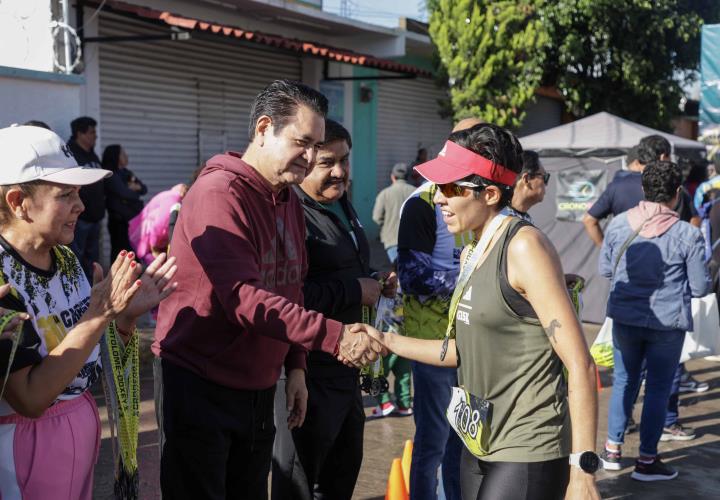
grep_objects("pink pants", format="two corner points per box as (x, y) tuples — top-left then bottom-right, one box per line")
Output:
(0, 391), (101, 500)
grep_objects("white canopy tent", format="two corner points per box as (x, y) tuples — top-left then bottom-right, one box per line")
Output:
(522, 112), (706, 323)
(522, 111), (707, 158)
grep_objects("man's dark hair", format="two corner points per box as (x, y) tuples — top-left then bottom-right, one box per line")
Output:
(520, 150), (541, 176)
(248, 80), (328, 141)
(323, 119), (352, 149)
(70, 116), (97, 139)
(642, 160), (682, 203)
(638, 135), (671, 165)
(626, 146), (639, 165)
(447, 123), (523, 207)
(23, 120), (51, 130)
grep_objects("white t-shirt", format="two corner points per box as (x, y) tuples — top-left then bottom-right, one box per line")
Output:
(0, 240), (98, 415)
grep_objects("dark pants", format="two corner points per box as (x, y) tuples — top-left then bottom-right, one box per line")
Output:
(272, 376), (364, 500)
(71, 218), (101, 280)
(107, 217), (132, 262)
(410, 361), (462, 500)
(158, 358), (276, 500)
(460, 448), (569, 500)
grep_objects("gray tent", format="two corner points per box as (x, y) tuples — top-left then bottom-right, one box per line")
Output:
(521, 112), (707, 323)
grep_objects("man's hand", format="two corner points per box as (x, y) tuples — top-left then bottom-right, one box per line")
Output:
(285, 369), (308, 430)
(376, 271), (398, 298)
(336, 325), (386, 367)
(565, 469), (600, 500)
(582, 213), (604, 248)
(357, 278), (381, 306)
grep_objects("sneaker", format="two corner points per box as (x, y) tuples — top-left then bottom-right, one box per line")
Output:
(368, 402), (395, 419)
(626, 417), (638, 434)
(679, 374), (709, 393)
(660, 423), (696, 441)
(631, 457), (678, 481)
(394, 405), (413, 417)
(600, 448), (622, 471)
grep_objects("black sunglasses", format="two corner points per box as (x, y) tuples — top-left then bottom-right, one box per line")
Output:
(530, 172), (551, 185)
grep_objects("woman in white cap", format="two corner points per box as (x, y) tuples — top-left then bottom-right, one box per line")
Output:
(348, 124), (600, 500)
(0, 126), (177, 500)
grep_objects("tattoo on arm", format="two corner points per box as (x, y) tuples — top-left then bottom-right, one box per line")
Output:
(544, 319), (561, 344)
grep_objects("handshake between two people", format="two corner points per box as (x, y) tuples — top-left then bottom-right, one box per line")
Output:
(336, 323), (389, 368)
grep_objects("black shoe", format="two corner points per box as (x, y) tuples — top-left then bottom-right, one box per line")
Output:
(600, 448), (622, 471)
(631, 457), (678, 482)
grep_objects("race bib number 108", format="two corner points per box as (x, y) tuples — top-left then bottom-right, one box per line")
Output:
(446, 386), (491, 458)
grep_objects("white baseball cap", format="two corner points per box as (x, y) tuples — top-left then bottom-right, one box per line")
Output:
(0, 125), (112, 186)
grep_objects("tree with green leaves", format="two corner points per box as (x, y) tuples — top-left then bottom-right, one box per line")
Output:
(429, 1), (548, 129)
(429, 1), (720, 130)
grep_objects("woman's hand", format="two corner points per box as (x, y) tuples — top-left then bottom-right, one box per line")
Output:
(87, 250), (143, 321)
(565, 469), (600, 500)
(116, 252), (178, 327)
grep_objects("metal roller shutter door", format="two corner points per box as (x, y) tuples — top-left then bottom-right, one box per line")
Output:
(376, 78), (451, 192)
(97, 12), (301, 263)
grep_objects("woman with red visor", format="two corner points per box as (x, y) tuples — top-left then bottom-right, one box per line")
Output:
(349, 123), (600, 500)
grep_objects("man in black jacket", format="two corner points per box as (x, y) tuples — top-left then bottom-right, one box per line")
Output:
(67, 116), (105, 278)
(271, 119), (396, 500)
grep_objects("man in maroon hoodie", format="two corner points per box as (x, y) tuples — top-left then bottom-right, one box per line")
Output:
(152, 80), (383, 499)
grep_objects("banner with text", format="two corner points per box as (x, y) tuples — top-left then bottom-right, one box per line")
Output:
(555, 166), (607, 222)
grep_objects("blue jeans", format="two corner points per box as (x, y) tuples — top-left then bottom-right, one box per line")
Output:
(410, 361), (462, 500)
(71, 219), (101, 280)
(607, 322), (685, 456)
(634, 363), (683, 427)
(386, 245), (398, 265)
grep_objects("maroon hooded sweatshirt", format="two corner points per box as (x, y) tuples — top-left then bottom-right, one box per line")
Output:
(152, 153), (344, 390)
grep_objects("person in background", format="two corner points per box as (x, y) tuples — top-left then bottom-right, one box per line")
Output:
(409, 148), (428, 186)
(509, 150), (549, 223)
(371, 163), (415, 419)
(103, 145), (147, 261)
(373, 162), (417, 265)
(272, 119), (396, 500)
(129, 184), (187, 267)
(693, 169), (720, 212)
(67, 116), (104, 279)
(599, 160), (710, 480)
(682, 158), (708, 199)
(130, 167), (203, 267)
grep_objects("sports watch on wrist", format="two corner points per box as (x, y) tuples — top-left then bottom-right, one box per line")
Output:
(569, 451), (600, 474)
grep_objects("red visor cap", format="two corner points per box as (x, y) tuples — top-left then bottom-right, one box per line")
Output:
(414, 140), (517, 186)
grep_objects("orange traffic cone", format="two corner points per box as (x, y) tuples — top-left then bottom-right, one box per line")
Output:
(385, 458), (408, 500)
(401, 440), (413, 493)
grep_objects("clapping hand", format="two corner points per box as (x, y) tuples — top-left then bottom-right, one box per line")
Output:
(88, 250), (144, 321)
(116, 252), (178, 324)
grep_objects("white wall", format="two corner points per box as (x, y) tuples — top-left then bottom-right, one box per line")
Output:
(0, 74), (81, 140)
(0, 0), (54, 72)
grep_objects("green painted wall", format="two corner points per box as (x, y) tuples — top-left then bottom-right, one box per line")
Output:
(351, 67), (379, 238)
